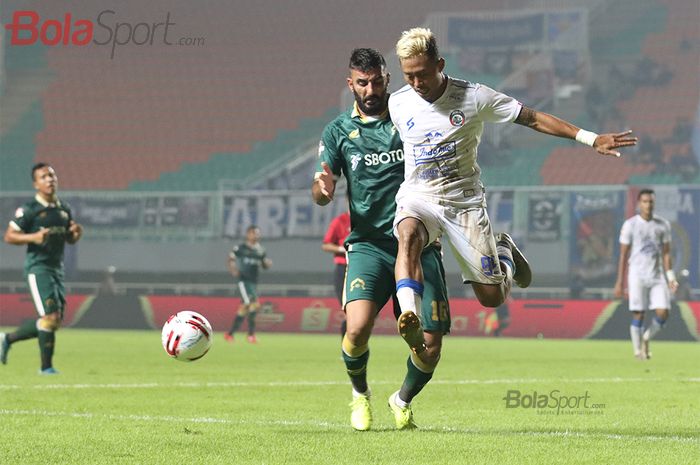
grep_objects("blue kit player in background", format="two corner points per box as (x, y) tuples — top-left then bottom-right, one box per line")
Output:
(614, 189), (678, 359)
(1, 163), (83, 374)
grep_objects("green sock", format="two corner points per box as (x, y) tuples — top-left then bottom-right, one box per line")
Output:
(399, 355), (434, 404)
(8, 319), (39, 344)
(342, 349), (369, 394)
(247, 311), (257, 335)
(38, 330), (55, 370)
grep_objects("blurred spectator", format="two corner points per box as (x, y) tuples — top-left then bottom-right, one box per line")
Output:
(671, 117), (693, 143)
(634, 57), (673, 87)
(636, 135), (662, 165)
(585, 83), (605, 121)
(674, 146), (700, 181)
(570, 271), (585, 299)
(492, 299), (511, 337)
(99, 266), (117, 296)
(679, 38), (692, 52)
(675, 269), (692, 301)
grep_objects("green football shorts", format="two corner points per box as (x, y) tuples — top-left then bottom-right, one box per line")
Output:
(27, 271), (66, 318)
(237, 280), (258, 304)
(344, 241), (450, 333)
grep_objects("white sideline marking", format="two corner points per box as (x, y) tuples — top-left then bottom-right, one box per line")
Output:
(0, 409), (696, 444)
(0, 377), (697, 391)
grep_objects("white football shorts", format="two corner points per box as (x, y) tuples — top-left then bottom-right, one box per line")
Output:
(627, 275), (671, 311)
(393, 194), (505, 285)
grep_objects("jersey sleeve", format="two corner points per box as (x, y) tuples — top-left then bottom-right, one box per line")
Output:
(619, 219), (633, 245)
(316, 125), (343, 176)
(474, 84), (522, 123)
(9, 203), (31, 232)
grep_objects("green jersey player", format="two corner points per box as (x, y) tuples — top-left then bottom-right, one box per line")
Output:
(1, 163), (83, 374)
(312, 48), (450, 431)
(224, 225), (272, 344)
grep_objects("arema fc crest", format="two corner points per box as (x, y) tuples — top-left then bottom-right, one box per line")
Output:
(449, 110), (465, 127)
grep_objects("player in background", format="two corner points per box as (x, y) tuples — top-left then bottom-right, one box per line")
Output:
(1, 163), (83, 374)
(614, 189), (678, 359)
(321, 208), (351, 338)
(224, 225), (272, 344)
(313, 48), (450, 431)
(388, 28), (637, 345)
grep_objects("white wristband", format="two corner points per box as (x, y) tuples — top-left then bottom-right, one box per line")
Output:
(666, 269), (677, 282)
(575, 129), (598, 147)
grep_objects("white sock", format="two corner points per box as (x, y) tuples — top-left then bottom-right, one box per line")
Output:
(643, 317), (664, 341)
(394, 392), (410, 408)
(353, 388), (370, 398)
(396, 286), (421, 314)
(630, 324), (642, 354)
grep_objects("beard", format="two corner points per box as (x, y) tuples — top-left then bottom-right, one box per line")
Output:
(353, 91), (387, 116)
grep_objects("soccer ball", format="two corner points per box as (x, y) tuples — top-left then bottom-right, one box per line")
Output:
(161, 311), (213, 362)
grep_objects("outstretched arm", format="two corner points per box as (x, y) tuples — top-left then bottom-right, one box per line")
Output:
(514, 106), (637, 157)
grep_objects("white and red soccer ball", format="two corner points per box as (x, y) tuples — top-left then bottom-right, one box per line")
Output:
(161, 311), (213, 362)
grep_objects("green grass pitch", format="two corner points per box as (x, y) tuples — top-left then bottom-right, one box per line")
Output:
(0, 329), (698, 464)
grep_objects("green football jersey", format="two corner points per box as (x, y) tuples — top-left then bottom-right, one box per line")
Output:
(317, 104), (404, 245)
(9, 195), (74, 275)
(231, 242), (267, 283)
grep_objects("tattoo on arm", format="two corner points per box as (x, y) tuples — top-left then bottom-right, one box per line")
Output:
(514, 106), (536, 127)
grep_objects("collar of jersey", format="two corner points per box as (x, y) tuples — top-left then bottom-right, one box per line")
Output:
(35, 194), (61, 208)
(351, 102), (388, 122)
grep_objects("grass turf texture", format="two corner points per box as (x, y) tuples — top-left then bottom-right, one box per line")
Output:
(0, 329), (698, 464)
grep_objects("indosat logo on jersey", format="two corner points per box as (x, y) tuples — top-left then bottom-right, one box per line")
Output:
(4, 10), (204, 59)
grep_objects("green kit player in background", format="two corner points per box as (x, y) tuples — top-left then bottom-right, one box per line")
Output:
(224, 225), (272, 344)
(312, 48), (450, 431)
(1, 163), (83, 374)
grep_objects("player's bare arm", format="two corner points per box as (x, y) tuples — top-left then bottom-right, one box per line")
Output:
(662, 242), (679, 292)
(312, 162), (336, 206)
(322, 243), (345, 255)
(514, 105), (638, 157)
(4, 224), (49, 245)
(614, 243), (631, 298)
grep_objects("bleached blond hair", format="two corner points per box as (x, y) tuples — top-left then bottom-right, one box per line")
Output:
(395, 27), (440, 61)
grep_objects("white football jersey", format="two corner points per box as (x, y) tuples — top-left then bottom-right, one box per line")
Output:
(619, 214), (672, 280)
(388, 77), (521, 208)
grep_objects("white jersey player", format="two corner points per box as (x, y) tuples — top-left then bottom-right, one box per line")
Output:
(387, 27), (638, 352)
(615, 189), (679, 360)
